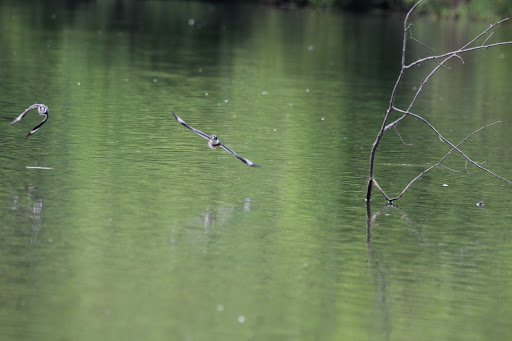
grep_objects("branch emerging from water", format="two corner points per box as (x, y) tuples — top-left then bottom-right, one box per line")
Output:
(366, 0), (512, 203)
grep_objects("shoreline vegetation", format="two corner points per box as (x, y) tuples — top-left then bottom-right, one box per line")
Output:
(258, 0), (511, 19)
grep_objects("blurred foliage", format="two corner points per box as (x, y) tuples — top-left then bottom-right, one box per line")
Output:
(262, 0), (512, 17)
(402, 0), (512, 19)
(6, 0), (509, 17)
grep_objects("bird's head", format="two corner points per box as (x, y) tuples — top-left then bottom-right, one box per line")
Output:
(37, 105), (49, 115)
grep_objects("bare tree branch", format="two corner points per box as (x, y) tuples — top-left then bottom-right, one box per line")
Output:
(439, 165), (459, 173)
(394, 109), (511, 184)
(394, 126), (413, 146)
(405, 40), (512, 69)
(366, 0), (512, 203)
(388, 121), (505, 202)
(482, 32), (494, 46)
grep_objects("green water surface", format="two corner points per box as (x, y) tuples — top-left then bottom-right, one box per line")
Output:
(1, 1), (512, 340)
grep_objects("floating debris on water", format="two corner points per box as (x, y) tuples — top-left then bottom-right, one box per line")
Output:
(26, 166), (53, 170)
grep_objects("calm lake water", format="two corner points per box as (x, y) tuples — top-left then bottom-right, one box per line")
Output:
(1, 1), (512, 340)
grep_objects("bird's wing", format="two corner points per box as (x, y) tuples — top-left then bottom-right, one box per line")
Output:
(25, 114), (49, 139)
(220, 142), (260, 167)
(173, 112), (210, 140)
(10, 104), (40, 125)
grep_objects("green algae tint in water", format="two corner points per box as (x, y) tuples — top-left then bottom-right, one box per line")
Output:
(1, 1), (512, 340)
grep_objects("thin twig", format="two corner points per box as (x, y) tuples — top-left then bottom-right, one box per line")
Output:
(394, 126), (413, 146)
(408, 29), (436, 52)
(439, 164), (459, 173)
(388, 120), (507, 201)
(482, 32), (494, 46)
(405, 40), (512, 69)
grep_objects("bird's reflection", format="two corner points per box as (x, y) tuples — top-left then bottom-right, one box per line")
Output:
(203, 207), (217, 230)
(169, 198), (256, 253)
(243, 197), (251, 212)
(201, 198), (254, 231)
(11, 184), (45, 244)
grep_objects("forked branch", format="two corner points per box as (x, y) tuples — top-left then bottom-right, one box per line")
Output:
(366, 0), (512, 203)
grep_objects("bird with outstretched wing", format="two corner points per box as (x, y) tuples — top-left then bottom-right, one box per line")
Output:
(173, 112), (260, 167)
(10, 104), (49, 139)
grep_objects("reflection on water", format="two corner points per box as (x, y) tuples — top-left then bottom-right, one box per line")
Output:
(1, 1), (512, 340)
(178, 197), (252, 232)
(10, 184), (45, 244)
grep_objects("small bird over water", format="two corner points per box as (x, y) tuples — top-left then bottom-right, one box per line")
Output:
(173, 112), (260, 167)
(10, 104), (49, 139)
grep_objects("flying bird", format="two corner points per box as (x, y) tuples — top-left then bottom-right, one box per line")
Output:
(10, 104), (49, 139)
(173, 112), (260, 167)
